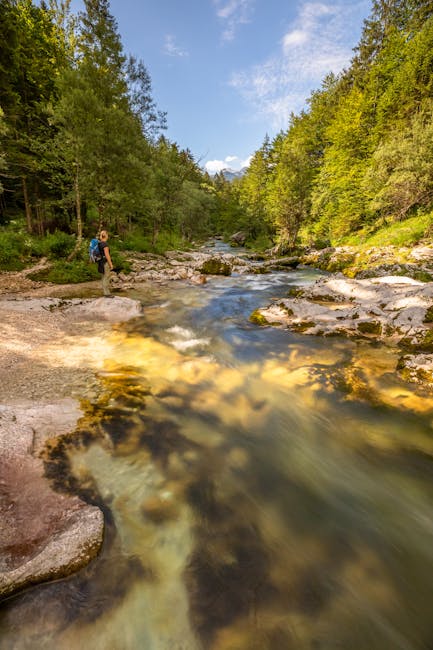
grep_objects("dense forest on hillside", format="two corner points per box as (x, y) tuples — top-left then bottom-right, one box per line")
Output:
(0, 0), (217, 273)
(0, 0), (432, 276)
(230, 0), (433, 251)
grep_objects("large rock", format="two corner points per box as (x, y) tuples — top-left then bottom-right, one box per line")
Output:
(257, 275), (433, 340)
(253, 274), (433, 387)
(1, 296), (142, 322)
(199, 257), (232, 276)
(0, 403), (104, 600)
(66, 296), (142, 321)
(229, 231), (247, 246)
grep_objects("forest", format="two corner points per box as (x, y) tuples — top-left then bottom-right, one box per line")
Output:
(0, 0), (433, 278)
(231, 0), (433, 251)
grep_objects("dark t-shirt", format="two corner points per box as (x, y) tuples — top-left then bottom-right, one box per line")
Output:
(98, 240), (108, 273)
(98, 240), (108, 260)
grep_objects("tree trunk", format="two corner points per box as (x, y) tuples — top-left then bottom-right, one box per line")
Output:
(67, 166), (84, 262)
(22, 177), (32, 233)
(75, 168), (83, 242)
(152, 216), (160, 247)
(97, 202), (104, 233)
(35, 201), (44, 236)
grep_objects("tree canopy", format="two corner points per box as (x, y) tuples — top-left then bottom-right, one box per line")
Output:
(1, 0), (432, 256)
(235, 0), (433, 248)
(0, 0), (216, 250)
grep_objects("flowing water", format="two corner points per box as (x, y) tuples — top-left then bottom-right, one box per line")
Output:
(1, 245), (433, 649)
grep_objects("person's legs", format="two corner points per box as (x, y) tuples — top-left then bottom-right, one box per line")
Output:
(102, 262), (111, 296)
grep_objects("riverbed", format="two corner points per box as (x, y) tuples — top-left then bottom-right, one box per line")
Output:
(1, 254), (433, 650)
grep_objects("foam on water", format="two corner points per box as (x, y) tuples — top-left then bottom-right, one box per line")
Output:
(166, 325), (210, 351)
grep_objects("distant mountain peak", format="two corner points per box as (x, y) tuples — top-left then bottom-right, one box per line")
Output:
(219, 167), (248, 181)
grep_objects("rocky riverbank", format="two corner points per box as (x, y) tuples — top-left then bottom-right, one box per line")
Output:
(1, 239), (432, 600)
(0, 295), (142, 600)
(251, 271), (433, 388)
(117, 242), (433, 389)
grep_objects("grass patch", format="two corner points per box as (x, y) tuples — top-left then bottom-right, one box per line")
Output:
(341, 214), (431, 247)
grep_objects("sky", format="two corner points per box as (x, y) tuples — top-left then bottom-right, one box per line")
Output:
(70, 0), (371, 173)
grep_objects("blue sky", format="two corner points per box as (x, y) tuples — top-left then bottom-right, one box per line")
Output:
(71, 0), (371, 172)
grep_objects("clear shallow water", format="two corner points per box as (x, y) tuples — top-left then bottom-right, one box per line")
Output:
(1, 257), (433, 650)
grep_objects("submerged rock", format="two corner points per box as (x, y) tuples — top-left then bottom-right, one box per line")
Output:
(397, 353), (433, 386)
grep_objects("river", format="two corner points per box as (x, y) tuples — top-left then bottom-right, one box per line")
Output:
(1, 244), (433, 649)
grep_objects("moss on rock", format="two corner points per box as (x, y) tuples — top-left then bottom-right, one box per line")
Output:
(288, 288), (304, 298)
(249, 310), (270, 326)
(278, 303), (294, 316)
(292, 321), (316, 332)
(357, 321), (382, 336)
(423, 307), (433, 323)
(200, 258), (231, 276)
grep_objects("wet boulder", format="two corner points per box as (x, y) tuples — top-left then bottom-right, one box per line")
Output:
(229, 231), (247, 246)
(199, 258), (232, 276)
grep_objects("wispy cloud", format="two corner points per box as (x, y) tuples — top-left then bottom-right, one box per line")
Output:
(229, 0), (369, 127)
(205, 154), (252, 173)
(213, 0), (254, 41)
(163, 34), (189, 57)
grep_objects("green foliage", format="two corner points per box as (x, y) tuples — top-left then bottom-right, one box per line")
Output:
(0, 230), (28, 270)
(29, 260), (100, 283)
(0, 0), (214, 247)
(343, 213), (431, 246)
(235, 8), (433, 247)
(2, 0), (432, 254)
(118, 228), (190, 254)
(32, 231), (76, 258)
(238, 136), (274, 240)
(119, 231), (152, 252)
(245, 234), (274, 252)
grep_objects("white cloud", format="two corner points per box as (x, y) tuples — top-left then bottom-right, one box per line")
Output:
(213, 0), (254, 41)
(205, 159), (228, 173)
(205, 154), (252, 173)
(240, 155), (252, 168)
(163, 34), (189, 57)
(283, 29), (308, 48)
(229, 0), (369, 128)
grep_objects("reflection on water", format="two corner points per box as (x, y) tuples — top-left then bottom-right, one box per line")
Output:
(1, 264), (433, 650)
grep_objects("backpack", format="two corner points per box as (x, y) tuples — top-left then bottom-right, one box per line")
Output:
(89, 238), (102, 263)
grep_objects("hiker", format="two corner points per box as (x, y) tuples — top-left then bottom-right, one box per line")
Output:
(98, 230), (114, 297)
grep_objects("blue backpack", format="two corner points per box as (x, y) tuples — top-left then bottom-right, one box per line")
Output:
(89, 238), (102, 263)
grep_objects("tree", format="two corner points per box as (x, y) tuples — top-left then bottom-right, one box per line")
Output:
(364, 100), (433, 219)
(266, 116), (319, 250)
(0, 0), (69, 232)
(126, 56), (167, 141)
(238, 135), (274, 239)
(310, 85), (372, 240)
(0, 107), (8, 197)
